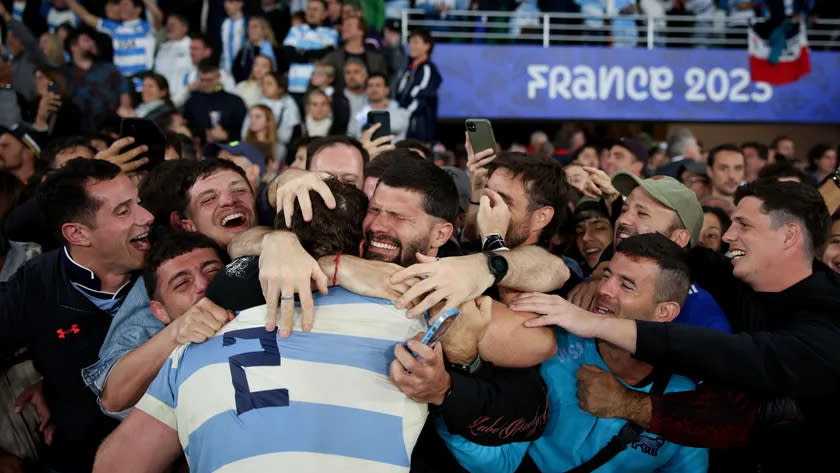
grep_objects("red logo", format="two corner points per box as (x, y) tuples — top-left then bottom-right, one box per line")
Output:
(57, 324), (80, 339)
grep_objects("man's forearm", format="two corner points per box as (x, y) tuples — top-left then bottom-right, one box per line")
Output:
(99, 324), (178, 413)
(227, 226), (273, 258)
(501, 245), (570, 293)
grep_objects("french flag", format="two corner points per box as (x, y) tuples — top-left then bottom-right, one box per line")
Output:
(749, 21), (811, 86)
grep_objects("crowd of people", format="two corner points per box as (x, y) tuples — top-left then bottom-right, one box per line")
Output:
(2, 1), (840, 473)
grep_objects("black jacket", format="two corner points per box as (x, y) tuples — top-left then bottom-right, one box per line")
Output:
(635, 247), (840, 471)
(395, 60), (441, 144)
(182, 89), (247, 142)
(0, 249), (123, 473)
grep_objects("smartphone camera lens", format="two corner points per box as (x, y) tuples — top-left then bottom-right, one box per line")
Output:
(467, 123), (476, 131)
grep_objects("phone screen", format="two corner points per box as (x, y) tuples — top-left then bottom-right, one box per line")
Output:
(367, 111), (391, 141)
(119, 118), (166, 173)
(421, 309), (460, 346)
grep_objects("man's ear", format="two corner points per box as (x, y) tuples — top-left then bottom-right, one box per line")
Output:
(179, 217), (197, 233)
(668, 228), (691, 249)
(428, 221), (454, 251)
(61, 222), (92, 247)
(168, 211), (182, 230)
(783, 222), (802, 252)
(530, 206), (555, 234)
(150, 300), (173, 325)
(652, 301), (680, 323)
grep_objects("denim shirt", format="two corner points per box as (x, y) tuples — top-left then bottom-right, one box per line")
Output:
(81, 276), (163, 419)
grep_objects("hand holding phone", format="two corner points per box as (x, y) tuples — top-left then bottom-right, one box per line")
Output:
(421, 309), (460, 347)
(366, 111), (391, 142)
(465, 119), (496, 155)
(119, 118), (166, 173)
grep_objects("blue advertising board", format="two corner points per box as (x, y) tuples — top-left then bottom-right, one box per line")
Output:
(434, 44), (840, 123)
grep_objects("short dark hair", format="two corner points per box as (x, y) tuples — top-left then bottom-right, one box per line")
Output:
(143, 232), (228, 300)
(569, 144), (599, 163)
(276, 178), (367, 259)
(735, 178), (831, 258)
(702, 205), (732, 253)
(178, 159), (250, 216)
(807, 144), (835, 171)
(378, 156), (458, 223)
(198, 58), (220, 74)
(309, 0), (328, 8)
(707, 144), (744, 169)
(408, 27), (434, 56)
(190, 32), (215, 52)
(286, 135), (317, 165)
(394, 139), (433, 161)
(38, 158), (121, 243)
(41, 136), (96, 169)
(771, 135), (793, 150)
(758, 161), (813, 186)
(486, 152), (575, 247)
(64, 28), (89, 53)
(615, 233), (691, 307)
(167, 13), (190, 29)
(366, 72), (389, 88)
(264, 71), (288, 92)
(364, 148), (424, 179)
(305, 135), (370, 170)
(140, 160), (198, 225)
(741, 142), (769, 161)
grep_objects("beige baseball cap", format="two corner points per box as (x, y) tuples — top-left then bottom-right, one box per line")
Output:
(611, 171), (703, 246)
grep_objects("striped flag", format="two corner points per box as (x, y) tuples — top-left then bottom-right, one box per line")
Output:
(748, 21), (811, 85)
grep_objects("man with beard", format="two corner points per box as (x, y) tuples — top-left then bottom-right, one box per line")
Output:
(706, 144), (745, 212)
(62, 29), (133, 132)
(0, 158), (153, 473)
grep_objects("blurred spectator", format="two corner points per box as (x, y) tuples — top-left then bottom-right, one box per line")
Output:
(823, 213), (840, 274)
(343, 58), (369, 122)
(182, 59), (248, 144)
(171, 33), (236, 107)
(20, 65), (81, 138)
(62, 29), (132, 132)
(381, 20), (408, 87)
(67, 0), (161, 78)
(572, 196), (613, 275)
(656, 127), (702, 177)
(807, 144), (837, 184)
(308, 61), (350, 134)
(683, 0), (719, 43)
(323, 16), (388, 91)
(220, 0), (247, 74)
(348, 72), (410, 140)
(235, 54), (275, 108)
(646, 144), (669, 176)
(726, 0), (756, 46)
(0, 125), (38, 187)
(283, 0), (339, 97)
(39, 32), (67, 66)
(528, 130), (548, 153)
(705, 144), (745, 208)
(677, 160), (711, 202)
(0, 3), (47, 101)
(770, 135), (796, 162)
(260, 0), (293, 45)
(299, 88), (340, 137)
(287, 135), (315, 168)
(758, 160), (813, 184)
(563, 162), (591, 196)
(741, 141), (768, 182)
(601, 137), (647, 177)
(154, 14), (192, 102)
(325, 0), (344, 26)
(120, 73), (176, 122)
(569, 144), (600, 168)
(699, 205), (731, 253)
(232, 16), (287, 84)
(395, 28), (441, 143)
(239, 71), (300, 162)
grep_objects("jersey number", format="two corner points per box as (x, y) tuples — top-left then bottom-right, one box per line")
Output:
(224, 327), (289, 415)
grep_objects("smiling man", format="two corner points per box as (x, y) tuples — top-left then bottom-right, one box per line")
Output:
(706, 144), (745, 210)
(177, 158), (257, 248)
(0, 158), (152, 473)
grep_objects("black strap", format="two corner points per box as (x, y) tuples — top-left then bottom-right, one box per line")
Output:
(561, 371), (672, 473)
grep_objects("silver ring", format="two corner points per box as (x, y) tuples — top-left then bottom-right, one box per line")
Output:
(280, 295), (294, 301)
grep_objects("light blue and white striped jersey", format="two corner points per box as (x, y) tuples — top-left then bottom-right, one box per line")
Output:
(12, 1), (24, 21)
(97, 19), (156, 77)
(136, 288), (428, 473)
(283, 24), (338, 93)
(46, 8), (78, 32)
(220, 16), (247, 73)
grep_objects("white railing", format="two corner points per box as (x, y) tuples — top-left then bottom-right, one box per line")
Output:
(397, 9), (840, 50)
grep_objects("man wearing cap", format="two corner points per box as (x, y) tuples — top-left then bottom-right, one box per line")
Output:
(600, 138), (648, 178)
(0, 124), (41, 184)
(204, 141), (266, 193)
(569, 171), (732, 333)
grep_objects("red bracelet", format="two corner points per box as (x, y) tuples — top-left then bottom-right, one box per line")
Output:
(332, 253), (341, 287)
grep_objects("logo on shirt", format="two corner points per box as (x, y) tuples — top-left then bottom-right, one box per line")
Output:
(556, 341), (585, 363)
(225, 256), (255, 278)
(57, 324), (80, 339)
(632, 435), (665, 456)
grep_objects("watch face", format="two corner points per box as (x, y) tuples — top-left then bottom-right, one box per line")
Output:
(491, 254), (508, 275)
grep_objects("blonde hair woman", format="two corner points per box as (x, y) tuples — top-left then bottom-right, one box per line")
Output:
(239, 72), (301, 164)
(39, 32), (66, 66)
(235, 54), (274, 108)
(232, 16), (287, 83)
(244, 104), (279, 177)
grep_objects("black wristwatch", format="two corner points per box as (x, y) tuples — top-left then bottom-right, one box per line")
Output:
(482, 233), (507, 252)
(484, 250), (508, 284)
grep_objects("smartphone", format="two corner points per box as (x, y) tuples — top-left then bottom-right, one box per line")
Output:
(465, 118), (496, 155)
(47, 81), (58, 94)
(421, 309), (460, 346)
(119, 118), (166, 173)
(367, 110), (391, 141)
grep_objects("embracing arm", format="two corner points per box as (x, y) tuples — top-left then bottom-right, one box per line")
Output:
(93, 409), (181, 473)
(500, 245), (570, 293)
(227, 226), (273, 258)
